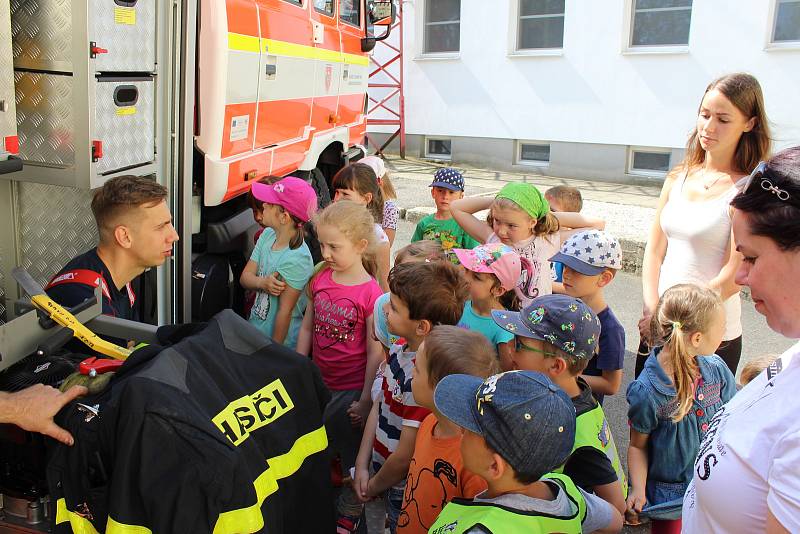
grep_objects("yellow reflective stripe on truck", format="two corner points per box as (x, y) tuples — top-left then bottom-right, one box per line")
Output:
(227, 32), (369, 66)
(55, 425), (328, 534)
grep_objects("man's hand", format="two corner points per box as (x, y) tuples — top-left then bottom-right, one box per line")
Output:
(260, 272), (287, 296)
(1, 384), (87, 445)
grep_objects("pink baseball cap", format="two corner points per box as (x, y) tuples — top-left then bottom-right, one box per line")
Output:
(251, 176), (318, 223)
(453, 243), (522, 291)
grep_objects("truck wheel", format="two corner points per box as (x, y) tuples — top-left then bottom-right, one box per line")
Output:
(311, 167), (332, 209)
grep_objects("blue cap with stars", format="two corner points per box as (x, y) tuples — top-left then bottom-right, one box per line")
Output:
(429, 167), (464, 192)
(549, 230), (622, 276)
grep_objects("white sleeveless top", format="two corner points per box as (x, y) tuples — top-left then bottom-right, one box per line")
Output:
(659, 174), (742, 340)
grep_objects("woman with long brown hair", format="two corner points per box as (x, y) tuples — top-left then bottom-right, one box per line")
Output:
(637, 73), (771, 377)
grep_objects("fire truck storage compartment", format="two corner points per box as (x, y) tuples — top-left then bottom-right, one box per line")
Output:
(94, 76), (155, 174)
(1, 0), (21, 176)
(11, 0), (156, 73)
(14, 72), (155, 174)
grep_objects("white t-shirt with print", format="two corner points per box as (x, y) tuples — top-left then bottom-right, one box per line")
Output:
(682, 340), (800, 532)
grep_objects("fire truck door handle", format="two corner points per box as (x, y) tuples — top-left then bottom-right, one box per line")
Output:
(265, 64), (277, 76)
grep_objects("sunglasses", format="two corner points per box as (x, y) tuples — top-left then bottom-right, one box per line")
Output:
(514, 338), (556, 357)
(738, 161), (794, 204)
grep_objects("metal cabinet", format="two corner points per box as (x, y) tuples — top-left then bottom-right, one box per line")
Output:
(1, 0), (19, 168)
(8, 0), (158, 188)
(11, 0), (156, 74)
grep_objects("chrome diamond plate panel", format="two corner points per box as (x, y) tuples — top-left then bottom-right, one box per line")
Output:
(0, 252), (6, 324)
(17, 182), (97, 288)
(11, 0), (73, 72)
(94, 77), (155, 174)
(15, 71), (75, 167)
(90, 0), (156, 72)
(1, 2), (17, 143)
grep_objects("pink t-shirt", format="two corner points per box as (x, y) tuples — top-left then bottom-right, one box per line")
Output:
(311, 268), (383, 391)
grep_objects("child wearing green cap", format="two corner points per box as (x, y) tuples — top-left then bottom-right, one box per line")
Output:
(451, 182), (604, 308)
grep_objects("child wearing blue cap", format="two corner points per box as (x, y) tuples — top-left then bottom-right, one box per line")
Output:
(550, 230), (626, 404)
(411, 168), (480, 253)
(428, 370), (622, 533)
(492, 294), (628, 517)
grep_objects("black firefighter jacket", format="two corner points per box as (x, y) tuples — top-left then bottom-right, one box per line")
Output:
(47, 310), (333, 533)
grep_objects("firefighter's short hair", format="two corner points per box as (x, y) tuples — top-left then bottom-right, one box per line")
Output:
(92, 175), (168, 241)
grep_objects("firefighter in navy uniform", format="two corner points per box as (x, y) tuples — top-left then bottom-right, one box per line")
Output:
(1, 177), (177, 445)
(46, 175), (179, 321)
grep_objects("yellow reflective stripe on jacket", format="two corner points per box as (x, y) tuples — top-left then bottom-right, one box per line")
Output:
(56, 498), (102, 534)
(213, 425), (328, 533)
(56, 426), (327, 534)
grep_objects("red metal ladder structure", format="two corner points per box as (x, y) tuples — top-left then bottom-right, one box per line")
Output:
(366, 1), (405, 157)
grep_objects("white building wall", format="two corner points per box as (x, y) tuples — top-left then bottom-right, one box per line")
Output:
(400, 0), (800, 155)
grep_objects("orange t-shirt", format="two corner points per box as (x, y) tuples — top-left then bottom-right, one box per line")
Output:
(396, 414), (487, 534)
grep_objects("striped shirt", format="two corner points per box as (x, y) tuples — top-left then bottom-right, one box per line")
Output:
(372, 344), (430, 468)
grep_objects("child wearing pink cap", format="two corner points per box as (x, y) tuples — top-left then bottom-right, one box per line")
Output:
(240, 176), (317, 349)
(453, 243), (531, 370)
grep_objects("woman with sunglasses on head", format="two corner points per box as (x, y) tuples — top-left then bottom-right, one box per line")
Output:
(682, 146), (800, 533)
(637, 73), (771, 378)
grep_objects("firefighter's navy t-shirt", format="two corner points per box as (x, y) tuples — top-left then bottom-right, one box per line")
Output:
(46, 247), (139, 322)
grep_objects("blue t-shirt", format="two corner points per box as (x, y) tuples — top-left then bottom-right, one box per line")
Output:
(457, 301), (515, 349)
(248, 228), (313, 349)
(583, 306), (625, 404)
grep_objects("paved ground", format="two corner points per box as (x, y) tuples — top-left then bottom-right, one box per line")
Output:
(363, 156), (793, 533)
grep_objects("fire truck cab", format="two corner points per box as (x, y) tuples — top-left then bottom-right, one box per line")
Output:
(197, 0), (386, 206)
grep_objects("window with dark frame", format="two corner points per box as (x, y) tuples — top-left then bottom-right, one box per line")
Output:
(283, 0), (303, 6)
(340, 0), (361, 27)
(426, 139), (452, 159)
(630, 0), (693, 47)
(424, 0), (461, 54)
(517, 0), (565, 50)
(631, 149), (671, 174)
(773, 0), (800, 42)
(519, 142), (551, 164)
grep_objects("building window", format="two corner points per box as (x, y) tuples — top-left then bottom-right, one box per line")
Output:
(517, 0), (565, 50)
(426, 138), (452, 160)
(772, 0), (800, 43)
(340, 0), (361, 27)
(517, 141), (551, 165)
(630, 0), (693, 47)
(314, 0), (333, 15)
(424, 0), (461, 54)
(629, 147), (671, 176)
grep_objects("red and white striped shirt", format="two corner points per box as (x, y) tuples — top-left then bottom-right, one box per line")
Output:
(372, 344), (430, 468)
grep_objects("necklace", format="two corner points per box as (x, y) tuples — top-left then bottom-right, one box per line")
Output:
(703, 173), (724, 190)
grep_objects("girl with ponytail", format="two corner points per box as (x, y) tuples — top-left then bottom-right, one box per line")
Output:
(625, 284), (736, 533)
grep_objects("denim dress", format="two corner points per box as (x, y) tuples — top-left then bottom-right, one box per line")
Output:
(626, 349), (736, 520)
